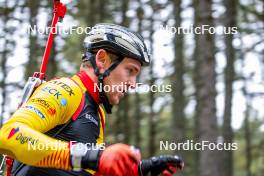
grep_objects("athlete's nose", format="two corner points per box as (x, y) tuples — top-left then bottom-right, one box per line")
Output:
(128, 76), (137, 89)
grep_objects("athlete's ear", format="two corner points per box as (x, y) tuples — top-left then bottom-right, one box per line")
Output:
(95, 49), (111, 72)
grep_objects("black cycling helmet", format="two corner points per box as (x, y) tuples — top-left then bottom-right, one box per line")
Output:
(82, 23), (150, 114)
(83, 23), (150, 66)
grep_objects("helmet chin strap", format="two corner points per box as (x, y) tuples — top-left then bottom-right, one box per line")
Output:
(84, 52), (122, 114)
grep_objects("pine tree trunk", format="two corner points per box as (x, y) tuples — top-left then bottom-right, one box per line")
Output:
(123, 95), (131, 144)
(244, 103), (252, 176)
(148, 0), (156, 157)
(134, 93), (141, 147)
(243, 82), (252, 176)
(193, 0), (219, 175)
(98, 0), (107, 22)
(121, 0), (131, 144)
(193, 1), (200, 174)
(171, 0), (186, 151)
(115, 105), (123, 142)
(221, 0), (237, 176)
(113, 0), (131, 144)
(121, 0), (129, 27)
(88, 0), (96, 26)
(134, 0), (144, 148)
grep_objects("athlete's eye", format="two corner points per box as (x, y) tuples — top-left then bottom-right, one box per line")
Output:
(126, 67), (133, 75)
(129, 68), (133, 74)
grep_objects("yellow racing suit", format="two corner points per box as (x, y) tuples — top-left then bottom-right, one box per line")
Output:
(0, 71), (105, 176)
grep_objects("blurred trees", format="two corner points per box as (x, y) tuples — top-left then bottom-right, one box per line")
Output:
(0, 0), (263, 176)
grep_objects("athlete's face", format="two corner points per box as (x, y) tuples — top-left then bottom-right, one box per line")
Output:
(104, 57), (141, 105)
(95, 49), (141, 105)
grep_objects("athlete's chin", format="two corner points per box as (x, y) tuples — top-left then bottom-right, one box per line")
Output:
(109, 95), (122, 105)
(109, 100), (120, 106)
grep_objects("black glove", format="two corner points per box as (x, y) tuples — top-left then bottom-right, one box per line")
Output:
(138, 155), (184, 176)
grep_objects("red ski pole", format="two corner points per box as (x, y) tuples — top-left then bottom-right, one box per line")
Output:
(33, 0), (67, 80)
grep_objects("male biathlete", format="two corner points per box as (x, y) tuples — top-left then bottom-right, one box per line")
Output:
(0, 23), (184, 176)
